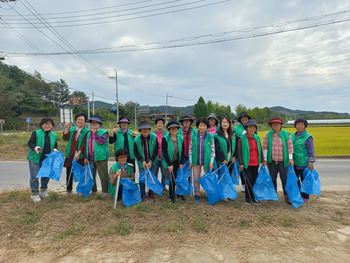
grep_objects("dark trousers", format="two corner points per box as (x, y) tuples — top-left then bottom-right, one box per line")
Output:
(66, 166), (74, 192)
(294, 166), (310, 199)
(242, 166), (259, 200)
(268, 161), (288, 196)
(169, 160), (180, 201)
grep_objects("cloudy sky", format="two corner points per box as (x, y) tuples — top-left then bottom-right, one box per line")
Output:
(1, 0), (350, 114)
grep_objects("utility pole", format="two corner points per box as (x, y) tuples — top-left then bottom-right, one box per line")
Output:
(108, 69), (119, 121)
(87, 96), (91, 129)
(165, 92), (173, 123)
(135, 104), (137, 129)
(92, 92), (95, 115)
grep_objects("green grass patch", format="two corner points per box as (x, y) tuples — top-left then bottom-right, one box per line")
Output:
(106, 219), (133, 235)
(279, 217), (297, 227)
(193, 217), (207, 232)
(53, 226), (86, 240)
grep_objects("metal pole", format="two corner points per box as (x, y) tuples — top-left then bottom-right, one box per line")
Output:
(87, 97), (91, 129)
(115, 69), (119, 122)
(165, 92), (168, 122)
(135, 104), (137, 128)
(92, 92), (95, 115)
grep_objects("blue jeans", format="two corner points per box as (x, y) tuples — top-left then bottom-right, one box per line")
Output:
(139, 165), (157, 197)
(28, 160), (50, 195)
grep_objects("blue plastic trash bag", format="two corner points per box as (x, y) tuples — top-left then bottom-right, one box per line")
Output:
(301, 168), (321, 196)
(182, 160), (192, 178)
(252, 166), (278, 201)
(72, 159), (84, 182)
(198, 171), (223, 205)
(76, 164), (94, 197)
(165, 178), (170, 186)
(36, 151), (64, 182)
(231, 159), (240, 185)
(120, 178), (142, 207)
(218, 165), (237, 200)
(175, 168), (192, 196)
(285, 166), (304, 208)
(145, 168), (164, 196)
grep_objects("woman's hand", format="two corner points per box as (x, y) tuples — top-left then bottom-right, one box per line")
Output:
(168, 165), (174, 173)
(209, 163), (213, 171)
(239, 165), (244, 171)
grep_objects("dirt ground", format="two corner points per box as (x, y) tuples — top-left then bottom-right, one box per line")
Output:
(1, 188), (349, 263)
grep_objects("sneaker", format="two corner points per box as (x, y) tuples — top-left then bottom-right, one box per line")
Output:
(302, 197), (310, 203)
(241, 185), (245, 192)
(101, 193), (109, 199)
(39, 190), (49, 198)
(141, 195), (147, 202)
(31, 195), (41, 202)
(90, 192), (97, 197)
(285, 196), (292, 205)
(252, 199), (260, 205)
(195, 195), (200, 204)
(223, 197), (229, 202)
(64, 191), (72, 197)
(148, 191), (156, 199)
(245, 198), (252, 205)
(180, 195), (186, 201)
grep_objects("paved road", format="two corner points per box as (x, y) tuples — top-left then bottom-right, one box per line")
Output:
(0, 159), (349, 192)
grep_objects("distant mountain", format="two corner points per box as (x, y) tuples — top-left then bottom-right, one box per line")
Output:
(269, 106), (350, 119)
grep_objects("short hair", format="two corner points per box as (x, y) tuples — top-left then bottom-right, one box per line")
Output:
(75, 112), (87, 122)
(40, 117), (55, 127)
(155, 118), (165, 125)
(196, 117), (209, 128)
(115, 148), (129, 158)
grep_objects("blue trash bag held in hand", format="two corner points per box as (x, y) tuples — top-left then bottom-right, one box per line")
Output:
(72, 159), (84, 182)
(253, 166), (279, 201)
(175, 168), (191, 196)
(36, 151), (64, 182)
(218, 164), (237, 200)
(286, 166), (304, 208)
(301, 168), (321, 196)
(182, 160), (192, 178)
(146, 168), (164, 196)
(76, 164), (94, 197)
(120, 178), (142, 207)
(198, 171), (223, 205)
(139, 170), (145, 183)
(231, 160), (240, 185)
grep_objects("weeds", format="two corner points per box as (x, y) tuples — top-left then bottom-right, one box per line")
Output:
(107, 220), (133, 235)
(193, 217), (207, 232)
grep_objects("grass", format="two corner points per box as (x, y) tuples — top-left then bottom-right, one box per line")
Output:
(258, 125), (350, 155)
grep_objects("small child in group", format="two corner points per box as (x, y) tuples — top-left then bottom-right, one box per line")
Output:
(109, 149), (135, 201)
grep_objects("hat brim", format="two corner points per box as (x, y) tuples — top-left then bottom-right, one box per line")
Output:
(268, 119), (284, 126)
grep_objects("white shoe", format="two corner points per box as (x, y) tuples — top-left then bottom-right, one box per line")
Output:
(39, 190), (49, 198)
(31, 195), (41, 202)
(241, 185), (245, 192)
(223, 197), (229, 202)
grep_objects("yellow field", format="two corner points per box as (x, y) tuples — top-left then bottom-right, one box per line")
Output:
(258, 126), (350, 156)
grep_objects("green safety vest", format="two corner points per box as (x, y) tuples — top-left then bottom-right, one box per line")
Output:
(215, 133), (236, 164)
(85, 129), (109, 161)
(113, 129), (135, 159)
(152, 129), (169, 137)
(191, 132), (214, 171)
(27, 129), (57, 163)
(267, 129), (291, 167)
(161, 134), (184, 169)
(134, 133), (158, 167)
(234, 123), (246, 138)
(291, 131), (313, 167)
(178, 127), (197, 136)
(65, 126), (89, 159)
(241, 134), (262, 169)
(108, 162), (133, 197)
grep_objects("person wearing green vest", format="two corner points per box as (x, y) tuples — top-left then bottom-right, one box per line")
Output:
(189, 117), (215, 204)
(234, 111), (252, 192)
(161, 120), (185, 203)
(178, 115), (197, 162)
(62, 112), (89, 196)
(81, 115), (110, 198)
(109, 149), (135, 202)
(152, 117), (169, 188)
(27, 117), (58, 202)
(208, 113), (220, 135)
(109, 116), (138, 172)
(133, 120), (159, 202)
(214, 117), (236, 174)
(291, 118), (316, 203)
(263, 117), (294, 204)
(237, 119), (265, 205)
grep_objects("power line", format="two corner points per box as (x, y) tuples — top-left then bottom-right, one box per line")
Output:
(5, 15), (350, 56)
(0, 0), (232, 28)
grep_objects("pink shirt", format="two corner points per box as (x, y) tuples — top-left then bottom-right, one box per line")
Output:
(155, 130), (164, 159)
(208, 126), (217, 135)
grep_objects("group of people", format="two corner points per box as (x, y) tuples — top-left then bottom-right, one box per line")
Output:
(27, 111), (316, 205)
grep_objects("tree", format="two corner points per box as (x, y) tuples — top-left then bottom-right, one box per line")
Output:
(124, 101), (139, 120)
(172, 108), (182, 120)
(193, 96), (208, 118)
(234, 104), (247, 117)
(51, 79), (70, 115)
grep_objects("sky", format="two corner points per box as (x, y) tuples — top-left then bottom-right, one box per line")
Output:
(1, 0), (350, 114)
